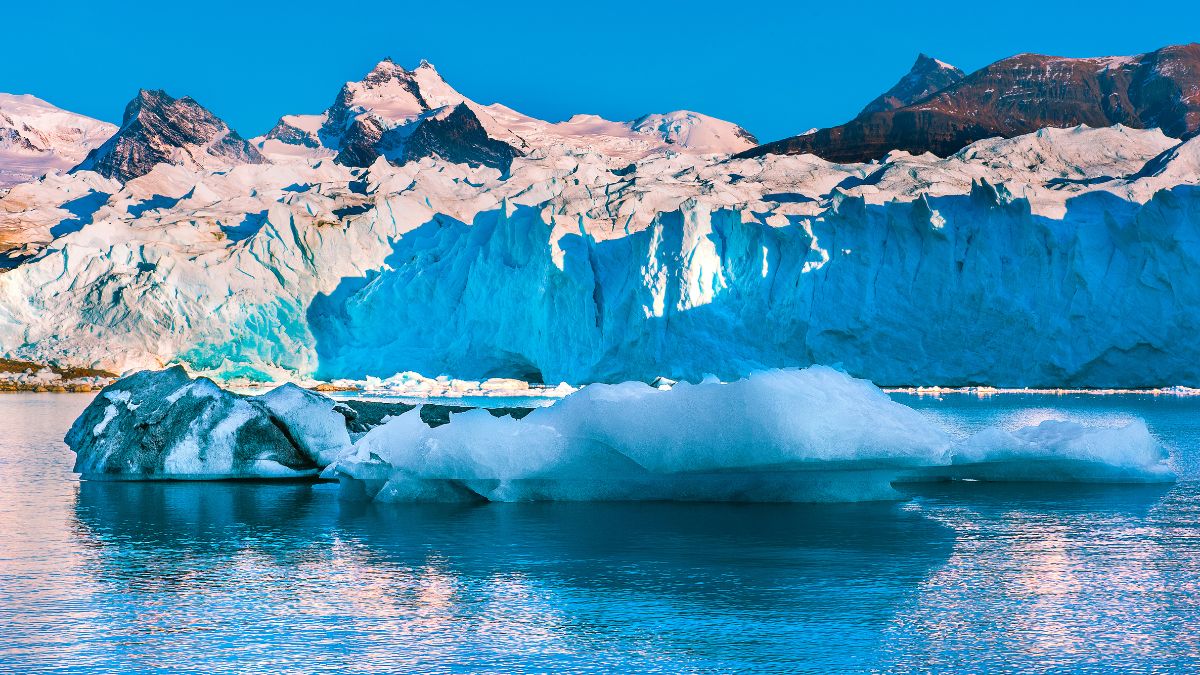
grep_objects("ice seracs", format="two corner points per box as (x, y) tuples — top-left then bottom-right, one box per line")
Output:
(4, 122), (1200, 387)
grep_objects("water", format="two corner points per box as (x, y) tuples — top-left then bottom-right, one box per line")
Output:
(1, 393), (1199, 673)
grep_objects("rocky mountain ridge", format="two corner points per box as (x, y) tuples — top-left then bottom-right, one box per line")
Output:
(73, 89), (264, 181)
(742, 43), (1200, 162)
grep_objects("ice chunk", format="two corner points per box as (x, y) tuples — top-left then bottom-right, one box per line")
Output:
(254, 383), (353, 466)
(335, 366), (956, 502)
(66, 367), (348, 479)
(946, 419), (1174, 483)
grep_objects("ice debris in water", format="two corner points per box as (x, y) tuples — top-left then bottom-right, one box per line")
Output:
(68, 366), (1176, 499)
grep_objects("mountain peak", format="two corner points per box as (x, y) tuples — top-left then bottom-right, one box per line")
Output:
(914, 53), (956, 71)
(0, 93), (116, 187)
(74, 89), (264, 181)
(124, 88), (172, 119)
(858, 54), (965, 117)
(320, 58), (468, 146)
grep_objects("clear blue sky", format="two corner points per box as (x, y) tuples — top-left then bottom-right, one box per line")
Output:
(3, 1), (1198, 143)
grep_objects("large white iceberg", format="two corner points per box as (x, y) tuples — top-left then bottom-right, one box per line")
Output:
(68, 366), (1176, 498)
(331, 367), (1176, 502)
(336, 366), (954, 502)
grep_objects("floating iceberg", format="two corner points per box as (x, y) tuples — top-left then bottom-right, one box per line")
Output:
(332, 367), (1176, 502)
(68, 366), (1176, 498)
(335, 366), (954, 503)
(66, 366), (351, 479)
(945, 419), (1175, 483)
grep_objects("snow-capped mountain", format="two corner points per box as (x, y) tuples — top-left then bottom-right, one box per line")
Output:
(254, 59), (758, 168)
(744, 42), (1200, 162)
(857, 54), (964, 116)
(0, 94), (115, 188)
(73, 89), (264, 182)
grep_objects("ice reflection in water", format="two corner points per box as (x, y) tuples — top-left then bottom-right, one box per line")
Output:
(0, 393), (1198, 672)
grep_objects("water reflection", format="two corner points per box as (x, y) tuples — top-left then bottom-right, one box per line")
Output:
(885, 482), (1196, 673)
(71, 481), (956, 672)
(6, 389), (1200, 673)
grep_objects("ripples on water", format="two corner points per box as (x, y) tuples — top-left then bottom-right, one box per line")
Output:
(0, 393), (1198, 673)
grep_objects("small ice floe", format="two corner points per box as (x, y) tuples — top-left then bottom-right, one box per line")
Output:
(309, 371), (576, 399)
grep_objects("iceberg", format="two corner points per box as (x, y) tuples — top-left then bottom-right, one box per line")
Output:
(68, 366), (1176, 498)
(335, 366), (955, 503)
(944, 419), (1175, 483)
(66, 366), (350, 479)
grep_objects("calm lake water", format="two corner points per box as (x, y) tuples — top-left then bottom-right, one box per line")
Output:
(1, 392), (1198, 673)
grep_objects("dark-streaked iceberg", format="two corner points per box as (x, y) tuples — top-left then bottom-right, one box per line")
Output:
(66, 366), (351, 479)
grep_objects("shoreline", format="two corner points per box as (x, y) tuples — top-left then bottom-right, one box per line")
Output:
(6, 356), (1200, 398)
(0, 358), (116, 393)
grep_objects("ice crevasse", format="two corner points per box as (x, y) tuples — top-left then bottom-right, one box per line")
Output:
(68, 366), (1176, 502)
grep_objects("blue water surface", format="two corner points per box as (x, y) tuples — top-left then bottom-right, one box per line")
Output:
(0, 393), (1198, 673)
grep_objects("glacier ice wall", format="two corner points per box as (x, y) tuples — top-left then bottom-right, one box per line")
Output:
(4, 128), (1200, 387)
(310, 184), (1200, 387)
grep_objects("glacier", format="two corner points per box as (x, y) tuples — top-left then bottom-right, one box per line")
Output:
(66, 366), (1175, 500)
(1, 125), (1199, 386)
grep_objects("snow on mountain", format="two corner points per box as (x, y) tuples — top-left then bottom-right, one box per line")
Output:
(2, 121), (1200, 387)
(254, 59), (757, 167)
(479, 107), (757, 159)
(73, 89), (265, 182)
(0, 94), (115, 188)
(256, 113), (329, 161)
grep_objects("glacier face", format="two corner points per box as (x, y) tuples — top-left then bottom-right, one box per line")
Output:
(309, 183), (1200, 386)
(1, 125), (1200, 386)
